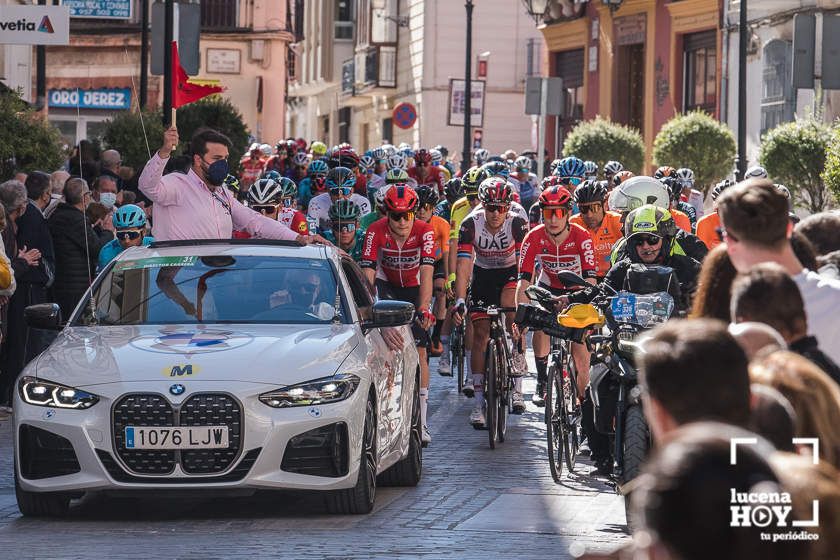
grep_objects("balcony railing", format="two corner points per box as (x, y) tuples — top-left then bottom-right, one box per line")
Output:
(201, 0), (239, 30)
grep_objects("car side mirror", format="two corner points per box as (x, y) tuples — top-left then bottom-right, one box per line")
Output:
(24, 303), (63, 331)
(558, 270), (590, 288)
(363, 300), (414, 330)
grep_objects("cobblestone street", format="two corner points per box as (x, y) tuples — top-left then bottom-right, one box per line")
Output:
(0, 357), (628, 559)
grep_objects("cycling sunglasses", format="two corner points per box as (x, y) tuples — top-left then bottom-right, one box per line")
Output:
(281, 198), (294, 208)
(388, 211), (415, 222)
(336, 222), (357, 233)
(578, 203), (603, 214)
(116, 230), (143, 240)
(636, 234), (662, 246)
(252, 204), (280, 214)
(484, 204), (510, 214)
(561, 177), (583, 186)
(330, 186), (353, 197)
(542, 207), (569, 220)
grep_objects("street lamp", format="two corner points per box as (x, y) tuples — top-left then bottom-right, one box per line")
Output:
(602, 0), (623, 13)
(521, 0), (549, 24)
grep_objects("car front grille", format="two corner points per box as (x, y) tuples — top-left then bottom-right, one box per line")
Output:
(111, 393), (243, 477)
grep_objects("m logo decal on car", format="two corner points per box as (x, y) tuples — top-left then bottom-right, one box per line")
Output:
(163, 364), (201, 377)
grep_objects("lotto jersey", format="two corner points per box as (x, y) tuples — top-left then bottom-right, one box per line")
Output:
(695, 211), (721, 250)
(519, 223), (597, 289)
(278, 207), (309, 235)
(570, 211), (623, 277)
(457, 209), (528, 270)
(407, 166), (446, 192)
(360, 218), (436, 287)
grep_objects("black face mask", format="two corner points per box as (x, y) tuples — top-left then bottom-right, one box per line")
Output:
(201, 158), (229, 186)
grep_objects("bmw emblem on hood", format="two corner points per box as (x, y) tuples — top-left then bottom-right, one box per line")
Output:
(169, 384), (186, 396)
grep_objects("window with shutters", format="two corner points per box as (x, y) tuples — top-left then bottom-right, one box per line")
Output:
(761, 40), (794, 135)
(683, 30), (717, 114)
(335, 0), (354, 41)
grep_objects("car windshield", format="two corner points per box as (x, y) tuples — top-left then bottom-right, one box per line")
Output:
(73, 255), (346, 326)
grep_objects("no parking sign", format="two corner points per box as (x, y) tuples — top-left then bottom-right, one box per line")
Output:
(393, 102), (417, 129)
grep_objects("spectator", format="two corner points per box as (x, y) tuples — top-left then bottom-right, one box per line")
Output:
(731, 263), (840, 386)
(727, 322), (786, 360)
(790, 230), (818, 271)
(99, 149), (125, 191)
(67, 139), (99, 180)
(85, 202), (109, 237)
(818, 250), (840, 280)
(630, 422), (806, 560)
(45, 170), (69, 218)
(139, 127), (325, 244)
(120, 190), (137, 206)
(750, 350), (840, 469)
(13, 171), (27, 184)
(48, 178), (113, 318)
(796, 211), (840, 279)
(717, 179), (840, 364)
(638, 318), (751, 443)
(688, 244), (736, 321)
(92, 174), (119, 210)
(749, 384), (797, 452)
(0, 207), (14, 419)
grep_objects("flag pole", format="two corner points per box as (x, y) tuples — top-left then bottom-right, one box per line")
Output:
(163, 0), (174, 127)
(171, 108), (177, 129)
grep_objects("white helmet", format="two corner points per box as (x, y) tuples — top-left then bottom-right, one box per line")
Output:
(248, 178), (284, 205)
(259, 143), (273, 157)
(374, 184), (392, 210)
(387, 152), (407, 170)
(608, 176), (669, 213)
(474, 148), (490, 165)
(745, 165), (768, 180)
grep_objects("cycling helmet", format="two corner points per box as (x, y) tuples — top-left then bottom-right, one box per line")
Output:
(277, 176), (298, 200)
(434, 145), (449, 159)
(612, 170), (635, 186)
(387, 152), (407, 170)
(624, 204), (677, 240)
(374, 184), (391, 211)
(329, 199), (362, 222)
(398, 142), (412, 151)
(541, 175), (567, 189)
(745, 165), (768, 180)
(549, 159), (563, 174)
(675, 167), (695, 186)
(223, 174), (241, 196)
(603, 160), (624, 177)
(481, 160), (511, 178)
(285, 139), (298, 153)
(310, 141), (328, 157)
(429, 148), (443, 165)
(325, 166), (357, 190)
(259, 143), (273, 157)
(382, 144), (397, 156)
(653, 166), (676, 179)
(443, 177), (464, 202)
(275, 141), (289, 154)
(311, 174), (327, 193)
(415, 184), (440, 208)
(554, 156), (586, 179)
(478, 177), (514, 205)
(775, 183), (791, 199)
(573, 180), (608, 205)
(292, 152), (309, 167)
(514, 156), (532, 172)
(385, 168), (410, 184)
(710, 179), (733, 202)
(473, 148), (490, 165)
(383, 184), (419, 213)
(538, 185), (573, 208)
(414, 148), (432, 165)
(307, 159), (329, 176)
(359, 155), (376, 171)
(249, 177), (284, 205)
(609, 176), (669, 213)
(462, 166), (489, 194)
(371, 147), (387, 162)
(660, 176), (682, 204)
(329, 147), (360, 169)
(583, 160), (598, 180)
(399, 146), (415, 159)
(112, 204), (147, 229)
(264, 170), (282, 181)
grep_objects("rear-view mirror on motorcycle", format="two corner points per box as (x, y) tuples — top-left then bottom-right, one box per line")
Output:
(557, 271), (589, 288)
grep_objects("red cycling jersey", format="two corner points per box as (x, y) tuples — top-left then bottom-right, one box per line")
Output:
(407, 166), (446, 193)
(278, 207), (309, 235)
(360, 217), (436, 287)
(518, 223), (597, 289)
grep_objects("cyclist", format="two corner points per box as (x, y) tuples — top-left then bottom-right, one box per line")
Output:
(361, 154), (386, 191)
(240, 144), (266, 189)
(552, 156), (586, 184)
(328, 146), (366, 196)
(429, 148), (452, 182)
(653, 166), (676, 180)
(307, 167), (371, 233)
(323, 199), (365, 262)
(408, 148), (446, 193)
(297, 159), (330, 210)
(264, 141), (290, 176)
(528, 175), (567, 228)
(387, 151), (408, 171)
(603, 160), (624, 185)
(570, 180), (623, 279)
(286, 152), (310, 183)
(744, 165), (768, 180)
(97, 204), (154, 271)
(309, 140), (328, 160)
(583, 160), (599, 182)
(695, 179), (733, 250)
(360, 184), (390, 232)
(675, 167), (705, 220)
(371, 147), (388, 177)
(434, 177), (463, 223)
(517, 186), (597, 406)
(662, 176), (697, 231)
(512, 156), (539, 210)
(223, 174), (245, 202)
(473, 148), (490, 167)
(453, 177), (529, 422)
(415, 185), (451, 355)
(360, 185), (436, 446)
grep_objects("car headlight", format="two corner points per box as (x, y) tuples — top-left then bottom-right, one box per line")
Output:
(259, 374), (361, 408)
(19, 376), (100, 409)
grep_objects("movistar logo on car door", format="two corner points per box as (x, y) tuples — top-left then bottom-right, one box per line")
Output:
(162, 364), (201, 377)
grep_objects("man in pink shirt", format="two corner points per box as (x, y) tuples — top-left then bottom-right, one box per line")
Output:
(140, 127), (327, 244)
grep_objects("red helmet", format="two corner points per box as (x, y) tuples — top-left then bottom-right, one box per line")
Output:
(653, 166), (676, 179)
(414, 148), (432, 165)
(538, 186), (572, 208)
(478, 177), (513, 205)
(383, 183), (419, 213)
(329, 147), (360, 169)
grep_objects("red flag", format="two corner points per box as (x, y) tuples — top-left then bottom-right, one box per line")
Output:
(171, 41), (224, 108)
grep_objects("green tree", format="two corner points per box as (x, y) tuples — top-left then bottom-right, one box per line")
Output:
(823, 126), (840, 207)
(101, 108), (165, 174)
(759, 118), (833, 213)
(0, 88), (64, 181)
(562, 116), (645, 174)
(652, 110), (736, 192)
(174, 97), (250, 172)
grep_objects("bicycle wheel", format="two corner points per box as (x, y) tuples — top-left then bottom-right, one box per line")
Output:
(486, 340), (498, 449)
(562, 351), (580, 472)
(497, 345), (509, 443)
(545, 360), (565, 483)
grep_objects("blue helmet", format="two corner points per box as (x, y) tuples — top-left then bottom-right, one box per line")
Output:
(554, 156), (586, 179)
(112, 204), (147, 229)
(264, 170), (282, 181)
(308, 159), (329, 176)
(325, 166), (357, 190)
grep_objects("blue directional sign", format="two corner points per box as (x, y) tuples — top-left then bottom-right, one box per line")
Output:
(48, 88), (132, 110)
(64, 1), (132, 19)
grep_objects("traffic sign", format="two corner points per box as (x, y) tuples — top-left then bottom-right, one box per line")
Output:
(393, 102), (418, 129)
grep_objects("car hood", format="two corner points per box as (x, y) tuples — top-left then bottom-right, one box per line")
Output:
(30, 324), (360, 388)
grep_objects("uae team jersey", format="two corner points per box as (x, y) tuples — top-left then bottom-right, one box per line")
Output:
(570, 211), (623, 277)
(360, 218), (436, 287)
(519, 223), (597, 289)
(457, 209), (528, 270)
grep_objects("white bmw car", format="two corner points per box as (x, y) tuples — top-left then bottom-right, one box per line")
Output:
(14, 240), (422, 516)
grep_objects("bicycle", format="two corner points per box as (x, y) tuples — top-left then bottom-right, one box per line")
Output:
(471, 304), (517, 449)
(449, 303), (466, 395)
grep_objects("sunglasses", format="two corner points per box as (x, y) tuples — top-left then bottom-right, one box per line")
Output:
(252, 204), (280, 214)
(561, 177), (583, 186)
(715, 226), (738, 243)
(636, 234), (662, 246)
(281, 198), (294, 208)
(484, 204), (509, 214)
(389, 211), (415, 222)
(337, 223), (357, 233)
(542, 207), (569, 220)
(578, 203), (603, 214)
(116, 230), (142, 240)
(330, 187), (353, 197)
